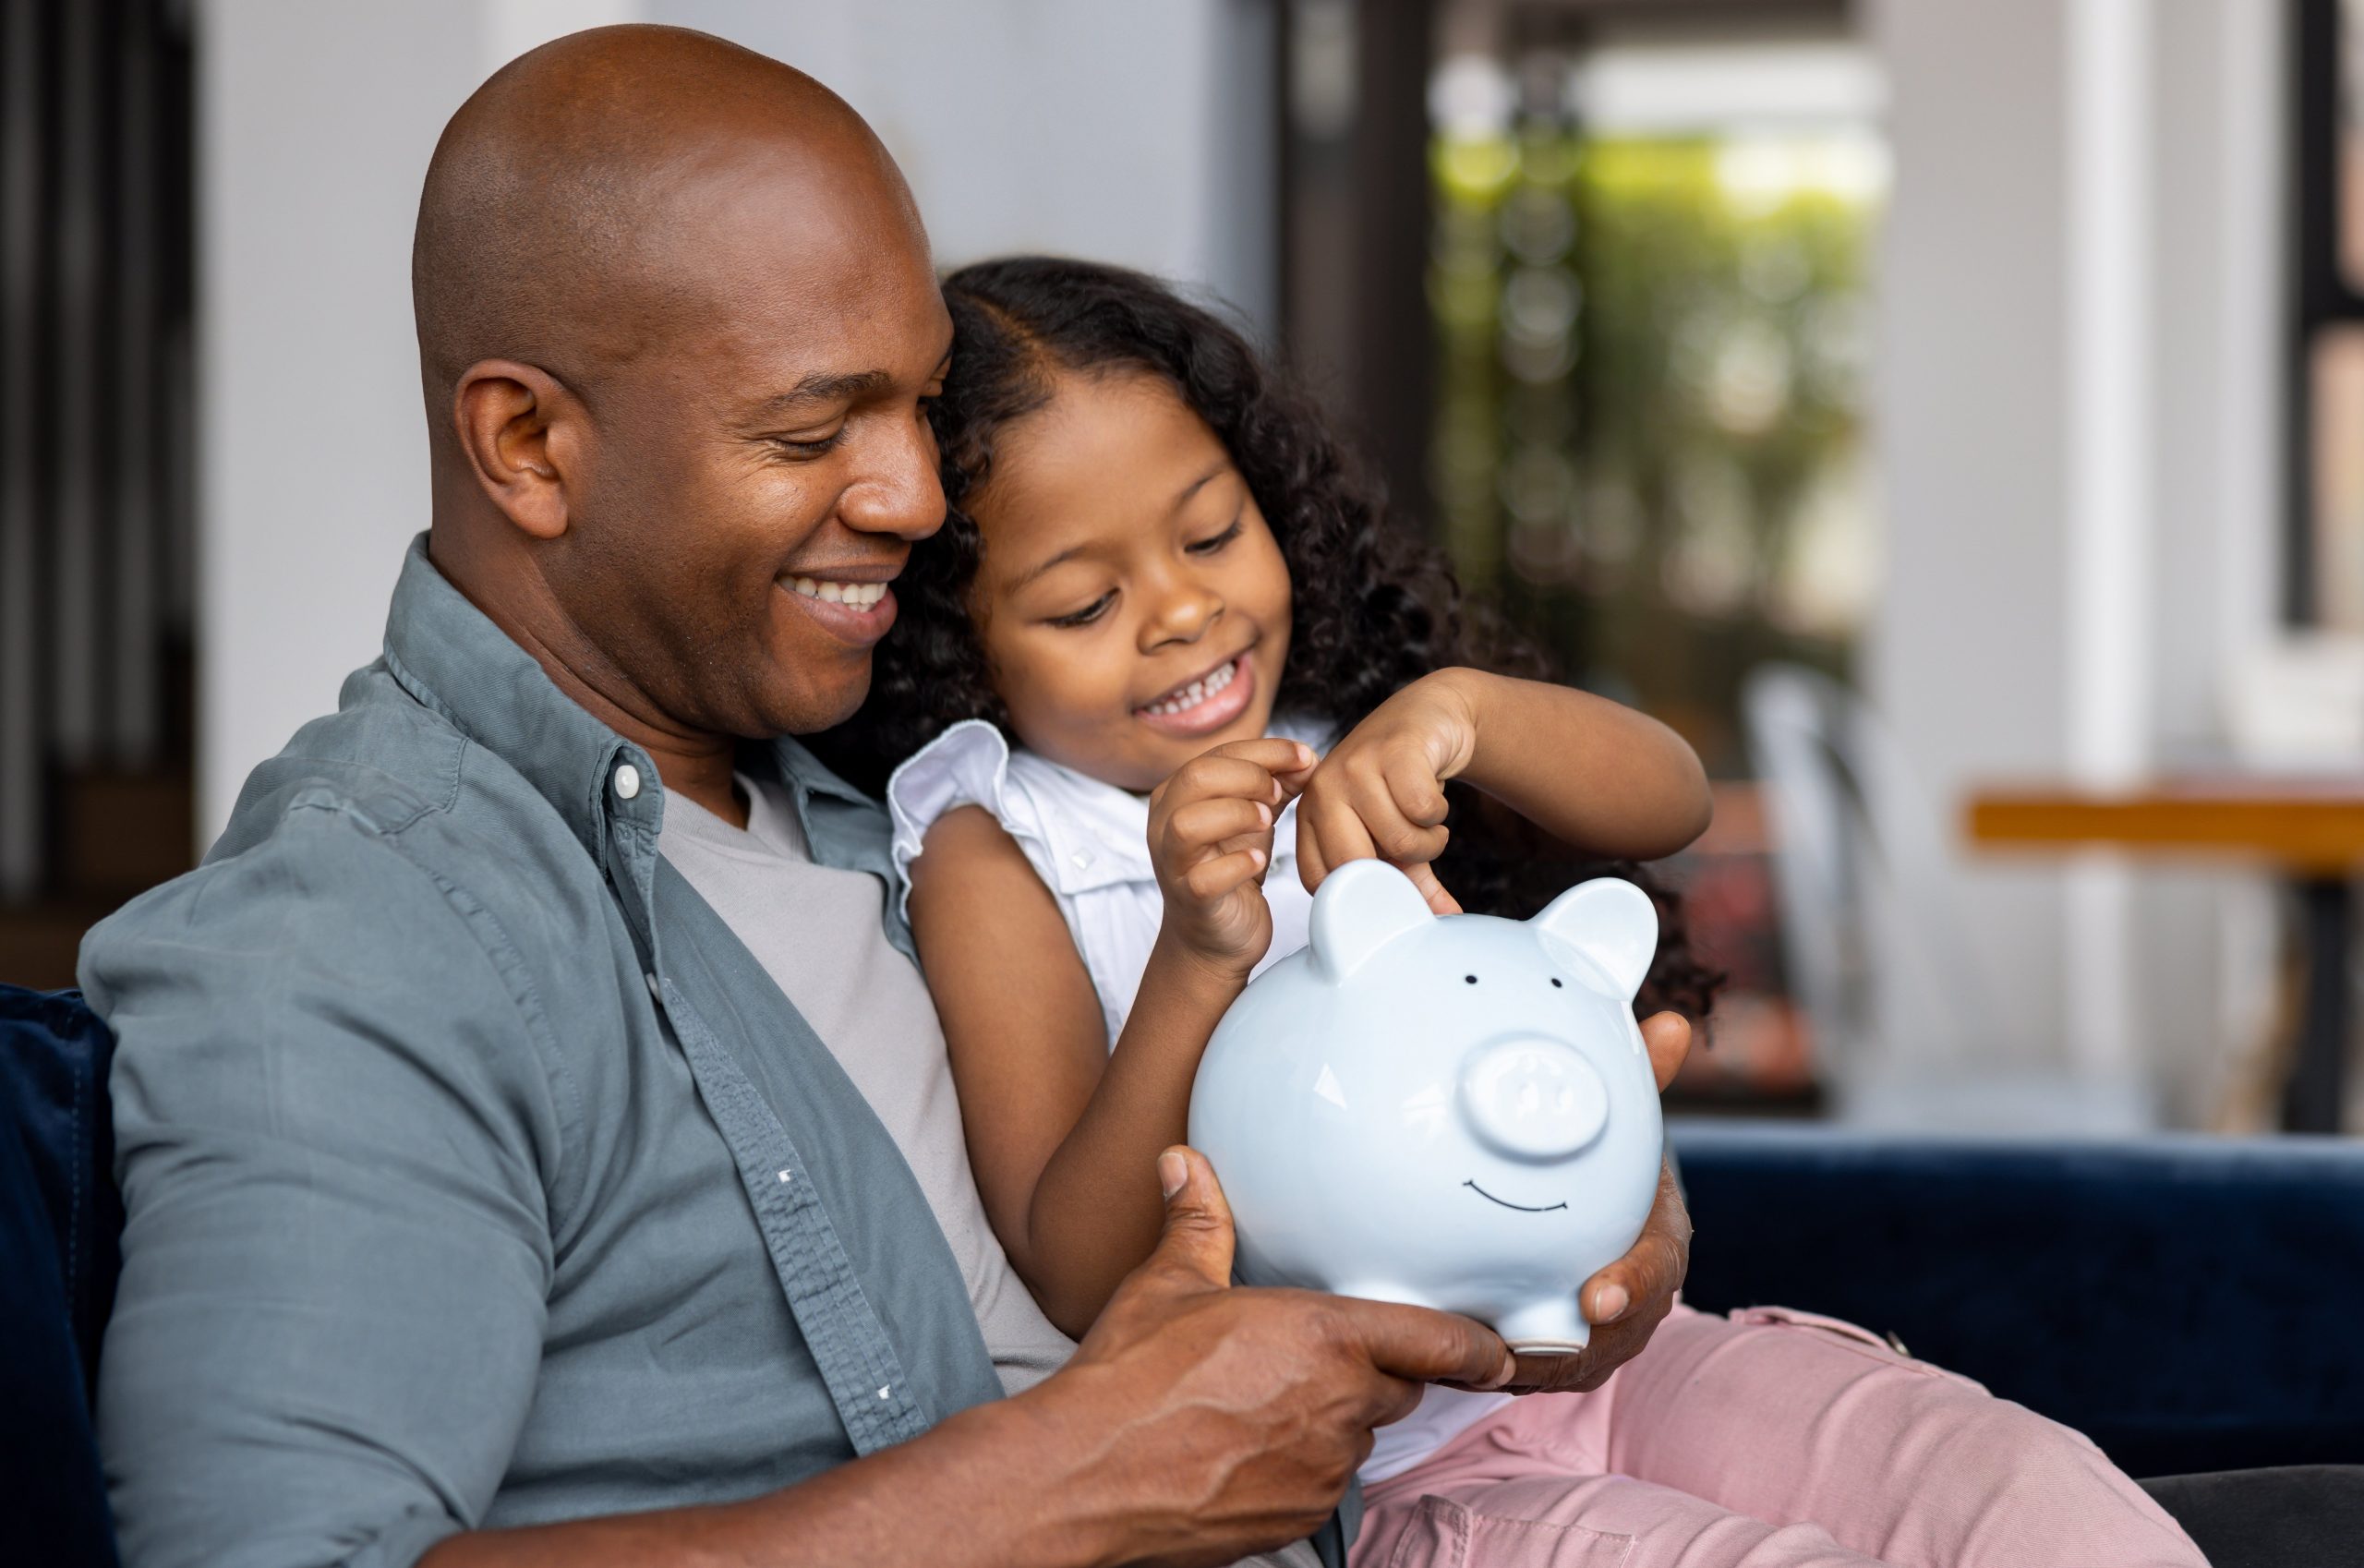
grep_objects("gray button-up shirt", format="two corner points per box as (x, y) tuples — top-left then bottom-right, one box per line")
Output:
(80, 538), (1019, 1568)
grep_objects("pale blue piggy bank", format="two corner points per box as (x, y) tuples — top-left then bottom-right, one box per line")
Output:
(1188, 859), (1664, 1350)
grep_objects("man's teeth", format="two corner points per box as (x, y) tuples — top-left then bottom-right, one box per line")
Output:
(1145, 657), (1238, 717)
(788, 577), (887, 608)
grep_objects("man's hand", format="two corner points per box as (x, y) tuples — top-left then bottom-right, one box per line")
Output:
(1491, 1010), (1695, 1394)
(1018, 1147), (1516, 1568)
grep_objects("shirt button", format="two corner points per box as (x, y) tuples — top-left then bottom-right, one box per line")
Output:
(1070, 850), (1091, 869)
(645, 972), (661, 1000)
(613, 763), (643, 801)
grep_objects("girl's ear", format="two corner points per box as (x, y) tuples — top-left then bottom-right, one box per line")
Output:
(1534, 878), (1658, 1002)
(1309, 860), (1436, 983)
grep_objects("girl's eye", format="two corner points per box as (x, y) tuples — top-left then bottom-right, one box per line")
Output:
(1047, 592), (1116, 629)
(1186, 516), (1244, 556)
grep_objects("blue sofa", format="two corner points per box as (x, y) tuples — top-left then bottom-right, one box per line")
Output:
(8, 984), (2362, 1564)
(1669, 1120), (2364, 1565)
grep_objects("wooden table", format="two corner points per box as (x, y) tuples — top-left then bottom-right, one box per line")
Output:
(1968, 779), (2364, 1132)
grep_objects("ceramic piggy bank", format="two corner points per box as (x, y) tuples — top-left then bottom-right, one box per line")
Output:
(1188, 859), (1664, 1350)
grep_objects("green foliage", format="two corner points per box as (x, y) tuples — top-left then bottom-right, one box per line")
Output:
(1430, 130), (1882, 774)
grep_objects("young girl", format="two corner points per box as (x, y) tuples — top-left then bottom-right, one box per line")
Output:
(826, 258), (2203, 1568)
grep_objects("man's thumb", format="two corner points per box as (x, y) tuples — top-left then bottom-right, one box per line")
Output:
(1151, 1146), (1236, 1288)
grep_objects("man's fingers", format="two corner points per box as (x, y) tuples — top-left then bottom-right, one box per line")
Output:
(1140, 1146), (1236, 1292)
(1639, 1011), (1692, 1093)
(1580, 1176), (1690, 1329)
(1331, 1296), (1514, 1393)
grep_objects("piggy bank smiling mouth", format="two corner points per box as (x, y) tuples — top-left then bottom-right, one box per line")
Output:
(1462, 1179), (1569, 1213)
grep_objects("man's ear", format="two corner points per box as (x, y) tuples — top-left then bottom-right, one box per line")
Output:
(452, 358), (578, 541)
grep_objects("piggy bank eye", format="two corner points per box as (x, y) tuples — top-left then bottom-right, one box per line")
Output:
(1464, 974), (1478, 984)
(1550, 978), (1563, 989)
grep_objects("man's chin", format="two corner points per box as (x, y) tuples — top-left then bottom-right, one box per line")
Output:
(756, 666), (873, 739)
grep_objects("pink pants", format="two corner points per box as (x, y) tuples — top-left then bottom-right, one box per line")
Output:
(1352, 1305), (2206, 1568)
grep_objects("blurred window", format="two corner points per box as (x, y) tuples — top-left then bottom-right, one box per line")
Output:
(1428, 14), (1884, 776)
(2298, 0), (2364, 627)
(1424, 4), (1884, 1112)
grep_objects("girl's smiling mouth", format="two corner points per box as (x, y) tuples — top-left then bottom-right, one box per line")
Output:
(1135, 651), (1256, 738)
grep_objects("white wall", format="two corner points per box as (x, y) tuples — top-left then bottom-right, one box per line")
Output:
(195, 0), (1275, 838)
(1859, 0), (2285, 1128)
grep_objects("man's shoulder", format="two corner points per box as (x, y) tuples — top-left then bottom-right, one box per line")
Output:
(88, 664), (619, 1007)
(212, 663), (493, 851)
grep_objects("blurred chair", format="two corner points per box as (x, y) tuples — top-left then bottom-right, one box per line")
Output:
(1741, 663), (2146, 1132)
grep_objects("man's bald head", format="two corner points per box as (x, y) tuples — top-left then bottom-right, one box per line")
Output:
(409, 24), (953, 770)
(413, 24), (923, 431)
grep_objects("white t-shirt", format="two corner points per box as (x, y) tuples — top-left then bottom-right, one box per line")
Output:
(660, 773), (1075, 1397)
(886, 718), (1511, 1483)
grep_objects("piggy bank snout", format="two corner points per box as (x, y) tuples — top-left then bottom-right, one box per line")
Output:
(1457, 1037), (1610, 1161)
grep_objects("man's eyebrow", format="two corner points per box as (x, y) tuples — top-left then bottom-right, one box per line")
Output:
(752, 369), (894, 418)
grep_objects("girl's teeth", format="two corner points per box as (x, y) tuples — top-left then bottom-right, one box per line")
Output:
(1150, 657), (1237, 715)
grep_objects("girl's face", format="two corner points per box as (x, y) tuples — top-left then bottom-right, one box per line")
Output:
(966, 368), (1293, 792)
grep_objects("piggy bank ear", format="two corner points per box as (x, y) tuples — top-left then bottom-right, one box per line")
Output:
(1309, 860), (1436, 983)
(1533, 877), (1658, 1002)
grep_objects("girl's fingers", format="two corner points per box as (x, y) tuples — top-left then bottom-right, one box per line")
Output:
(1341, 767), (1450, 867)
(1400, 859), (1463, 917)
(1165, 797), (1272, 853)
(1155, 755), (1285, 813)
(1297, 796), (1377, 894)
(1270, 740), (1320, 796)
(1183, 846), (1271, 903)
(1379, 751), (1451, 828)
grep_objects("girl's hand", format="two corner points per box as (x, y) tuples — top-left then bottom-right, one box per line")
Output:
(1296, 670), (1481, 916)
(1146, 737), (1318, 976)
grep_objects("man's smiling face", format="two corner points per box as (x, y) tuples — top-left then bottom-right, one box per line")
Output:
(538, 134), (952, 741)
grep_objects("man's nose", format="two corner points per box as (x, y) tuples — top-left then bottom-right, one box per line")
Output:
(838, 412), (946, 542)
(1457, 1037), (1609, 1161)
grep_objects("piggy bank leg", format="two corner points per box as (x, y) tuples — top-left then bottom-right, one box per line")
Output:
(1496, 1295), (1589, 1354)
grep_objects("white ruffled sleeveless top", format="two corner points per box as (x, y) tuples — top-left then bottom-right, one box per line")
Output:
(886, 717), (1333, 1043)
(885, 716), (1514, 1483)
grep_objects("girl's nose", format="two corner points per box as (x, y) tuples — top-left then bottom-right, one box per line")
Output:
(1140, 577), (1224, 649)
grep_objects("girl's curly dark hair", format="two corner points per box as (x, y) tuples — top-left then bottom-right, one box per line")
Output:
(819, 255), (1717, 1021)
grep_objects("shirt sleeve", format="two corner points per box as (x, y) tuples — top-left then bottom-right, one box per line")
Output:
(884, 719), (1055, 917)
(81, 796), (566, 1568)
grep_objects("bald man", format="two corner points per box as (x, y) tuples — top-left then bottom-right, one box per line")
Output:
(78, 26), (1693, 1568)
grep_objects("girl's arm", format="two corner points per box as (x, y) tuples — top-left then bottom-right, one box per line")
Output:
(908, 738), (1312, 1336)
(1295, 669), (1712, 910)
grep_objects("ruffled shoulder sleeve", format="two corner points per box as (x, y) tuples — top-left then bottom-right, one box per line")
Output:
(886, 720), (1058, 918)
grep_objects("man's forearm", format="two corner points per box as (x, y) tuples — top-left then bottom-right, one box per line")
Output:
(420, 1395), (1109, 1568)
